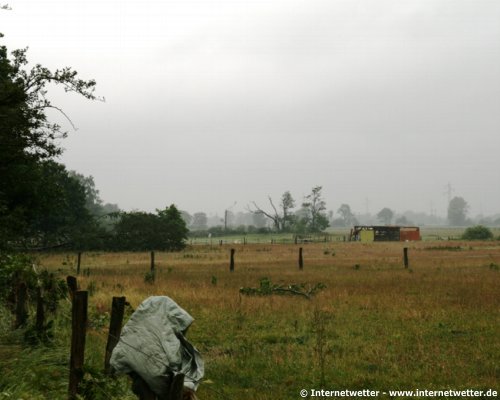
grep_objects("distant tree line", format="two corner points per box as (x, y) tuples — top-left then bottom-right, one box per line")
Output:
(184, 193), (500, 237)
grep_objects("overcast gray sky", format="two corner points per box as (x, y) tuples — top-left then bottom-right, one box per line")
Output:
(2, 0), (499, 218)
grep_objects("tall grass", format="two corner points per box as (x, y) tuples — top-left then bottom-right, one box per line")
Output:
(1, 241), (499, 399)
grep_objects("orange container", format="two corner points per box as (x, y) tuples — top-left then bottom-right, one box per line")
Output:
(400, 227), (420, 241)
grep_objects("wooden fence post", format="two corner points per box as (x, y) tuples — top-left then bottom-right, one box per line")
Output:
(150, 251), (155, 281)
(15, 282), (28, 328)
(298, 247), (304, 270)
(67, 276), (77, 301)
(76, 252), (82, 275)
(403, 247), (409, 269)
(104, 296), (126, 374)
(69, 290), (88, 400)
(230, 248), (235, 272)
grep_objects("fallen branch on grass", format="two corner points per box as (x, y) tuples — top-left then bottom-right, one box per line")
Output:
(239, 277), (326, 299)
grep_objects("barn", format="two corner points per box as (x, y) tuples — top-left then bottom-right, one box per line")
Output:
(350, 226), (420, 242)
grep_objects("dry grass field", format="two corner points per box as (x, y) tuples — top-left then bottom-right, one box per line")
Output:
(2, 240), (499, 399)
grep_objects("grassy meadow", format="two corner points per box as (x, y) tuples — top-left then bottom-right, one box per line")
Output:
(1, 239), (499, 399)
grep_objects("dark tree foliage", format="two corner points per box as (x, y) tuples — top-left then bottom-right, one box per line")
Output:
(112, 212), (161, 251)
(157, 205), (189, 250)
(447, 196), (469, 226)
(22, 161), (93, 248)
(462, 225), (493, 240)
(302, 186), (329, 232)
(0, 38), (98, 249)
(337, 204), (358, 227)
(377, 207), (394, 225)
(0, 43), (98, 160)
(112, 205), (188, 251)
(190, 212), (208, 231)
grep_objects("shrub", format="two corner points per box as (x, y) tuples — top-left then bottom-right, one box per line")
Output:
(462, 225), (494, 240)
(0, 253), (66, 310)
(0, 253), (36, 302)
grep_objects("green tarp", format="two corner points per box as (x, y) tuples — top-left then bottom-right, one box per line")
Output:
(110, 296), (204, 395)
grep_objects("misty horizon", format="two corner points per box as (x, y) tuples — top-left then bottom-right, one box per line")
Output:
(2, 0), (499, 219)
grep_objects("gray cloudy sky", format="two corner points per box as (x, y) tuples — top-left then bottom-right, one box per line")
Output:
(2, 0), (499, 218)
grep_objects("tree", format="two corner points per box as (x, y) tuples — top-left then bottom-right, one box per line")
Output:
(293, 206), (310, 233)
(68, 171), (121, 232)
(0, 157), (97, 249)
(377, 208), (394, 225)
(68, 172), (103, 216)
(112, 212), (160, 251)
(113, 205), (188, 251)
(179, 210), (192, 227)
(249, 191), (297, 232)
(302, 186), (329, 232)
(448, 196), (469, 226)
(0, 43), (98, 160)
(157, 205), (189, 251)
(395, 215), (412, 225)
(252, 211), (267, 228)
(0, 37), (99, 249)
(337, 204), (358, 227)
(280, 191), (296, 231)
(26, 161), (93, 248)
(191, 212), (208, 231)
(249, 196), (282, 231)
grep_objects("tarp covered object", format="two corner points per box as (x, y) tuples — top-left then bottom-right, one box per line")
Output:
(110, 296), (204, 394)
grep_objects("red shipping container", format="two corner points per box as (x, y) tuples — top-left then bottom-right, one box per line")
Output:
(400, 227), (420, 241)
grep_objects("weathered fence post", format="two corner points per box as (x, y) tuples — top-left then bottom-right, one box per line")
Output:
(104, 296), (126, 374)
(298, 247), (304, 270)
(150, 251), (155, 281)
(67, 276), (78, 301)
(403, 247), (409, 269)
(15, 282), (28, 328)
(76, 252), (82, 275)
(36, 287), (45, 334)
(230, 248), (235, 272)
(69, 290), (88, 400)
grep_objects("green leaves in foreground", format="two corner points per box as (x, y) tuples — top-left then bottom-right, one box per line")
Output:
(240, 277), (326, 299)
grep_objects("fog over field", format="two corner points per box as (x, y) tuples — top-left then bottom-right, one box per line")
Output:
(2, 0), (499, 217)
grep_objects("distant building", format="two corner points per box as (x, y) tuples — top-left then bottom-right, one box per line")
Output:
(349, 226), (420, 242)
